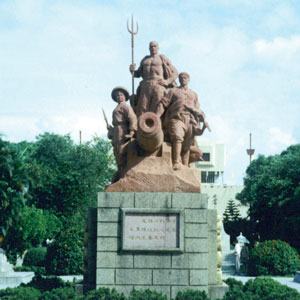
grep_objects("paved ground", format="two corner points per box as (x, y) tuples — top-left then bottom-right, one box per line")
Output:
(222, 251), (300, 293)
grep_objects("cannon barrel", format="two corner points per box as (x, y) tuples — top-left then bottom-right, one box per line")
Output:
(137, 112), (163, 153)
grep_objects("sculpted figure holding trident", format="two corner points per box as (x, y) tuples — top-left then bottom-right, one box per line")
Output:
(129, 41), (178, 117)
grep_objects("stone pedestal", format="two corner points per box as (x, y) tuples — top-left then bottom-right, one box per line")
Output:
(294, 271), (300, 283)
(85, 192), (228, 299)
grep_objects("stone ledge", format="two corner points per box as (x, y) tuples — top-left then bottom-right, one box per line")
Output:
(172, 193), (208, 209)
(135, 193), (172, 208)
(98, 193), (134, 208)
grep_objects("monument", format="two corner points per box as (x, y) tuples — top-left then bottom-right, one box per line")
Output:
(83, 18), (228, 300)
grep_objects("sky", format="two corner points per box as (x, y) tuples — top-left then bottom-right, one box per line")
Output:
(1, 0), (300, 184)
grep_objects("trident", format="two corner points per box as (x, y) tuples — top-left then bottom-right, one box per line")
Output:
(127, 15), (138, 106)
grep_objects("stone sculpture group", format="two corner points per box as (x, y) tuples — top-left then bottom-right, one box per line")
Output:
(105, 41), (210, 192)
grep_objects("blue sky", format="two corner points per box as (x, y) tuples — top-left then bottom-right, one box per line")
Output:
(1, 0), (300, 184)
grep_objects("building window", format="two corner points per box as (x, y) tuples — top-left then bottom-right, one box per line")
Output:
(201, 171), (215, 183)
(202, 152), (210, 162)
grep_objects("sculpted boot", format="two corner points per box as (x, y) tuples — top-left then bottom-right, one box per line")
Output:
(181, 150), (190, 166)
(172, 142), (182, 170)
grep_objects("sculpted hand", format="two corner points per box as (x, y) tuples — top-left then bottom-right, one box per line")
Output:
(129, 64), (136, 73)
(184, 104), (194, 112)
(125, 130), (135, 140)
(158, 79), (168, 86)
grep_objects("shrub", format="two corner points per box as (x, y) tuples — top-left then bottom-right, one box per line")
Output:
(45, 214), (84, 275)
(128, 289), (168, 300)
(223, 277), (243, 290)
(175, 289), (209, 300)
(0, 286), (41, 300)
(14, 265), (46, 275)
(40, 287), (79, 300)
(23, 247), (47, 267)
(21, 274), (71, 292)
(85, 287), (125, 300)
(223, 277), (300, 300)
(244, 278), (300, 300)
(248, 240), (300, 276)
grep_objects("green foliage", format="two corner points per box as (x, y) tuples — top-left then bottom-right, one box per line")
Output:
(237, 144), (300, 248)
(223, 277), (300, 300)
(248, 240), (300, 276)
(27, 133), (116, 218)
(4, 206), (62, 260)
(223, 200), (244, 244)
(223, 277), (244, 290)
(14, 265), (46, 276)
(0, 138), (28, 238)
(0, 286), (41, 300)
(128, 289), (168, 300)
(23, 247), (47, 267)
(1, 133), (114, 263)
(40, 287), (79, 300)
(21, 274), (71, 292)
(244, 277), (300, 299)
(223, 199), (241, 222)
(45, 214), (84, 275)
(85, 287), (126, 300)
(175, 289), (209, 300)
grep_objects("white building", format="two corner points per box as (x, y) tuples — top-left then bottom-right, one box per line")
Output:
(196, 141), (248, 252)
(196, 141), (247, 218)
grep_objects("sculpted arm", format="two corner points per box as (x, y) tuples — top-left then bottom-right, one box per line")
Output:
(130, 57), (144, 78)
(159, 55), (178, 86)
(156, 89), (174, 117)
(107, 125), (114, 140)
(125, 106), (138, 139)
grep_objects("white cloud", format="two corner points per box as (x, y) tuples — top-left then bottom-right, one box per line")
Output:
(265, 3), (300, 32)
(253, 35), (300, 73)
(254, 35), (300, 55)
(267, 127), (297, 152)
(0, 114), (107, 143)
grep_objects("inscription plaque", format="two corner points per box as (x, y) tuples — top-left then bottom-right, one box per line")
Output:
(121, 208), (184, 252)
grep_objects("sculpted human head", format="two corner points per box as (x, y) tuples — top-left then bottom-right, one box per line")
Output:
(179, 72), (190, 87)
(115, 91), (126, 103)
(111, 86), (129, 103)
(149, 41), (159, 55)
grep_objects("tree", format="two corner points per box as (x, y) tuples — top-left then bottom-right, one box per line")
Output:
(26, 133), (116, 217)
(223, 199), (241, 223)
(4, 206), (62, 260)
(1, 133), (116, 262)
(223, 199), (243, 244)
(0, 137), (28, 238)
(237, 144), (300, 249)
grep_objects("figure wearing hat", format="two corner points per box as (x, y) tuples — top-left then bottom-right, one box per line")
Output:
(107, 87), (137, 174)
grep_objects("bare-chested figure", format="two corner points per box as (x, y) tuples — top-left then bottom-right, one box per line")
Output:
(107, 87), (137, 175)
(158, 72), (209, 170)
(130, 41), (178, 117)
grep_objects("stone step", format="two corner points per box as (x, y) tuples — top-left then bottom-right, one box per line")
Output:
(222, 251), (235, 265)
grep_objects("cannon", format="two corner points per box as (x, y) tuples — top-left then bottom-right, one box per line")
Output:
(136, 112), (163, 153)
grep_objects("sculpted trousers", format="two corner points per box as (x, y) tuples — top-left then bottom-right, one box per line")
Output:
(136, 80), (166, 117)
